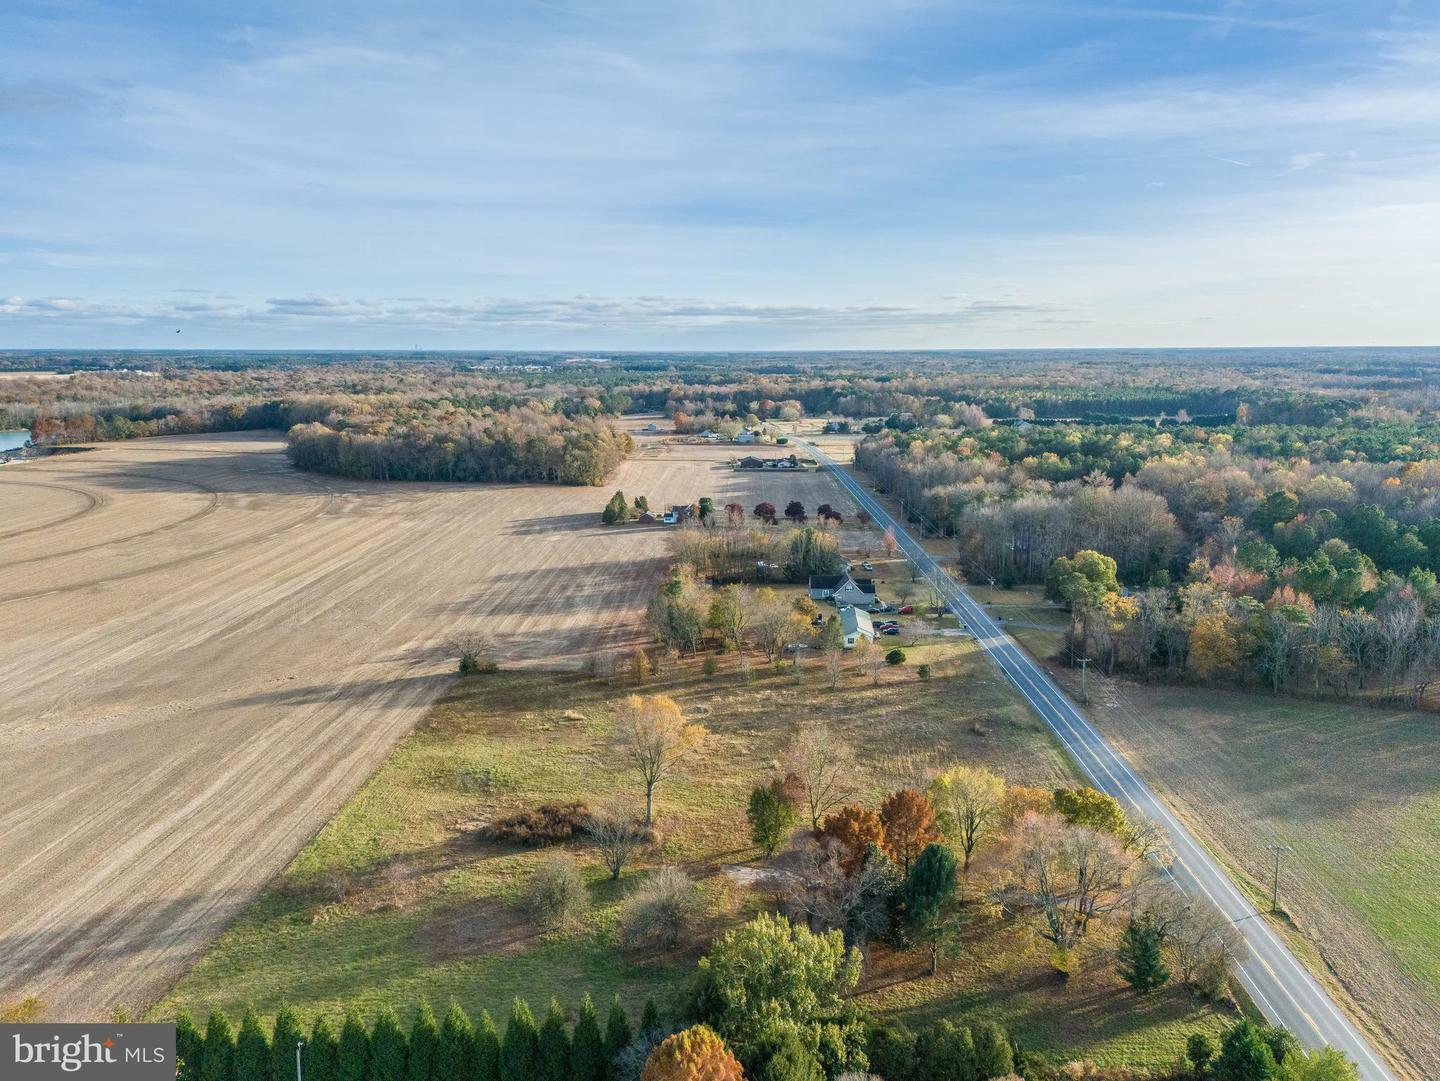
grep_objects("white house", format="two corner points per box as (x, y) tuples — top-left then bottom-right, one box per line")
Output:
(839, 606), (874, 648)
(808, 573), (878, 607)
(735, 430), (757, 444)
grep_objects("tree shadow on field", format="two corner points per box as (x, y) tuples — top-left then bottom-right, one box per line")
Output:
(502, 512), (609, 535)
(0, 888), (257, 1011)
(217, 672), (450, 710)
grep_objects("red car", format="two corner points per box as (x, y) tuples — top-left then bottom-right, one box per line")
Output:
(897, 604), (914, 615)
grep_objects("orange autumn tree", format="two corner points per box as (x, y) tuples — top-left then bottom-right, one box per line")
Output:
(816, 804), (885, 874)
(641, 1025), (744, 1081)
(880, 788), (940, 874)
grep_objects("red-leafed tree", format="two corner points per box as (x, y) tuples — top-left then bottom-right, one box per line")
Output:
(880, 788), (940, 873)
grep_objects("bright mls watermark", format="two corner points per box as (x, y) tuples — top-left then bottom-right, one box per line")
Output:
(1, 1025), (175, 1081)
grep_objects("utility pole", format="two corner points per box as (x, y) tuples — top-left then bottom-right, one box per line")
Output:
(1266, 843), (1293, 913)
(1076, 657), (1091, 702)
(295, 1040), (304, 1081)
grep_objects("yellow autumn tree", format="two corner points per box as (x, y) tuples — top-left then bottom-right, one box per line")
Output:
(1188, 613), (1238, 679)
(612, 694), (708, 825)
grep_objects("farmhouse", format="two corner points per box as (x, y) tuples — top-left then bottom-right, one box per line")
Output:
(662, 504), (696, 525)
(808, 572), (877, 607)
(839, 606), (875, 648)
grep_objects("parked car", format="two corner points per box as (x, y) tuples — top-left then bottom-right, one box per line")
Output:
(897, 604), (914, 614)
(870, 602), (894, 613)
(861, 561), (874, 571)
(879, 626), (901, 635)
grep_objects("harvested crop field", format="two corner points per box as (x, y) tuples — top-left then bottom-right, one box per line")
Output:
(0, 427), (863, 1019)
(1075, 677), (1440, 1081)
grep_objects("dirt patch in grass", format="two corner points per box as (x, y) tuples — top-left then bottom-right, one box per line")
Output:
(416, 897), (540, 962)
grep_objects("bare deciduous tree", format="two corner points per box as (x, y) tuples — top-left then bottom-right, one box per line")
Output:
(446, 630), (497, 674)
(996, 812), (1133, 951)
(589, 802), (649, 880)
(784, 718), (858, 831)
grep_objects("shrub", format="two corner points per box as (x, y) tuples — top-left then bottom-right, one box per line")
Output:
(916, 663), (932, 681)
(702, 655), (719, 679)
(885, 648), (906, 665)
(481, 803), (591, 847)
(523, 854), (590, 931)
(618, 866), (703, 952)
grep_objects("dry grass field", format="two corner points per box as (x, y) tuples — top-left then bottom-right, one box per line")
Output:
(157, 646), (1229, 1070)
(0, 425), (867, 1019)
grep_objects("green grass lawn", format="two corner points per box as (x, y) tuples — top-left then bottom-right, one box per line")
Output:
(157, 638), (1228, 1070)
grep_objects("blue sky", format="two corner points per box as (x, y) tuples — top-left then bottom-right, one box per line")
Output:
(2, 1), (1438, 349)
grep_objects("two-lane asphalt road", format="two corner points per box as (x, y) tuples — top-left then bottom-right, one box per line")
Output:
(797, 439), (1398, 1081)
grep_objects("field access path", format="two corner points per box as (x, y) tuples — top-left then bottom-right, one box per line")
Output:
(795, 439), (1399, 1081)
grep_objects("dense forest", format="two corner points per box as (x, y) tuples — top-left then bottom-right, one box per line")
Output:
(854, 417), (1440, 700)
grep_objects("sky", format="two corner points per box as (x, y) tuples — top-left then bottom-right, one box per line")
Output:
(2, 0), (1439, 350)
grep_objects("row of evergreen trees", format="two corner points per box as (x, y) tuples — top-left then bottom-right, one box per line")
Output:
(176, 995), (659, 1081)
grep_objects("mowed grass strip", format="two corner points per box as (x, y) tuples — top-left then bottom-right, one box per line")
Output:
(159, 639), (1227, 1068)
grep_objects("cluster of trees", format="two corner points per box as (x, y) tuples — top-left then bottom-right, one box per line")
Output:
(286, 405), (632, 486)
(662, 523), (844, 586)
(1046, 549), (1440, 700)
(172, 994), (666, 1081)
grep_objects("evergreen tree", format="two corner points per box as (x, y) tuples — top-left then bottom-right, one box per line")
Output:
(639, 998), (660, 1038)
(1117, 914), (1171, 993)
(337, 1011), (370, 1081)
(235, 1007), (271, 1081)
(201, 1011), (236, 1081)
(914, 1020), (976, 1081)
(537, 1000), (571, 1081)
(571, 995), (607, 1081)
(1214, 1020), (1279, 1081)
(337, 1010), (370, 1081)
(500, 1000), (539, 1081)
(474, 1012), (502, 1081)
(407, 1003), (440, 1081)
(304, 1017), (340, 1081)
(176, 1010), (205, 1081)
(748, 782), (799, 857)
(1187, 1033), (1217, 1076)
(435, 1003), (474, 1081)
(604, 997), (633, 1066)
(272, 1007), (306, 1081)
(369, 1007), (409, 1081)
(864, 1021), (915, 1081)
(904, 842), (960, 976)
(750, 1027), (823, 1081)
(970, 1021), (1013, 1079)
